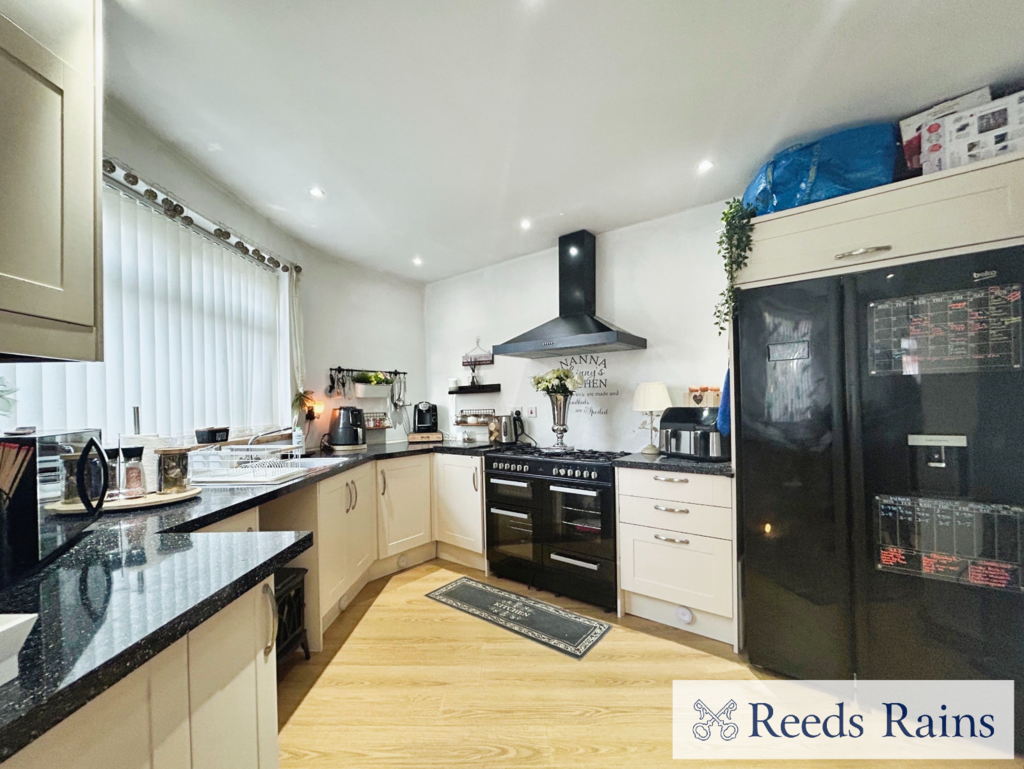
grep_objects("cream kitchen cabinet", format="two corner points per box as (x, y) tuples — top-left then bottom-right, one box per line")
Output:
(318, 463), (378, 615)
(195, 506), (260, 533)
(188, 578), (278, 769)
(432, 453), (484, 554)
(737, 153), (1024, 288)
(616, 467), (736, 645)
(3, 637), (191, 769)
(0, 0), (102, 360)
(378, 454), (432, 557)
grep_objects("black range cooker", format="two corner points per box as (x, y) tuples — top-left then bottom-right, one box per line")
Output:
(485, 446), (627, 610)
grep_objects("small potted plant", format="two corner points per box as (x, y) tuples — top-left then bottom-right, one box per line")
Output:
(352, 371), (394, 399)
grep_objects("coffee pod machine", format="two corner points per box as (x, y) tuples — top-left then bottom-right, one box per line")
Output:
(413, 402), (438, 433)
(659, 407), (730, 462)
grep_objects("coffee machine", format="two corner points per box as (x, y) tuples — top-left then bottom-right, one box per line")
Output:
(328, 407), (364, 447)
(413, 402), (438, 433)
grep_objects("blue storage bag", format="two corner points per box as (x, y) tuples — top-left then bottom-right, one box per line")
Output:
(742, 124), (898, 215)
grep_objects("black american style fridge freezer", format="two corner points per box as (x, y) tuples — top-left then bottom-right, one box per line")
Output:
(735, 246), (1024, 749)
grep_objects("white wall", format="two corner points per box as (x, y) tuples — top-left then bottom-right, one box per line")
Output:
(424, 200), (730, 453)
(105, 103), (427, 446)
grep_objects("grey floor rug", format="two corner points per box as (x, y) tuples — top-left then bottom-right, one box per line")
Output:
(426, 576), (611, 659)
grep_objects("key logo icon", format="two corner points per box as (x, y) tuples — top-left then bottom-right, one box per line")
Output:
(693, 699), (739, 741)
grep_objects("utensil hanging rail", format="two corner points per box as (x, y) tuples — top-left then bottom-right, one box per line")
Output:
(326, 367), (408, 396)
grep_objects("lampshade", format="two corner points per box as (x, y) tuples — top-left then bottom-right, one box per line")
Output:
(632, 382), (672, 412)
(313, 401), (325, 416)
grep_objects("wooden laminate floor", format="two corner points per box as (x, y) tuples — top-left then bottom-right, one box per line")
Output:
(277, 560), (1022, 769)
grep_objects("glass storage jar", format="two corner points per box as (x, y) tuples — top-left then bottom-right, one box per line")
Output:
(155, 447), (191, 494)
(121, 446), (147, 499)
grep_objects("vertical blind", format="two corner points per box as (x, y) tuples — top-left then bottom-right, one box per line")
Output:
(0, 186), (290, 440)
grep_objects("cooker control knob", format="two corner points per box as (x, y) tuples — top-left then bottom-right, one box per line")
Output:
(523, 464), (529, 473)
(552, 468), (558, 475)
(517, 465), (523, 472)
(574, 470), (581, 478)
(560, 469), (567, 476)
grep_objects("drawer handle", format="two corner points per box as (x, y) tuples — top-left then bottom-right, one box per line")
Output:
(834, 245), (892, 261)
(550, 485), (598, 497)
(653, 476), (688, 483)
(550, 553), (600, 571)
(491, 507), (528, 519)
(654, 534), (690, 545)
(653, 504), (689, 514)
(490, 478), (529, 488)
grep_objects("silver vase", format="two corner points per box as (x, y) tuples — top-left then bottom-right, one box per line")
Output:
(545, 392), (573, 452)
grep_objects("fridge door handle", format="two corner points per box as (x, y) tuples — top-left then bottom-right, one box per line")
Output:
(834, 245), (892, 261)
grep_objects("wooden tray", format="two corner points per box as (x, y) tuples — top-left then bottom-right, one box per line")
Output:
(45, 486), (202, 515)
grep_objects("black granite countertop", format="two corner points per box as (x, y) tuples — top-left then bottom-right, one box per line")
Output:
(0, 528), (311, 761)
(613, 452), (734, 477)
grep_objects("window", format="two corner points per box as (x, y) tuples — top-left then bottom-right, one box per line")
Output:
(0, 186), (290, 440)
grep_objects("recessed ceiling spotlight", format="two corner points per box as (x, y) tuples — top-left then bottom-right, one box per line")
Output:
(520, 218), (531, 230)
(309, 186), (326, 199)
(697, 159), (714, 174)
(412, 255), (423, 266)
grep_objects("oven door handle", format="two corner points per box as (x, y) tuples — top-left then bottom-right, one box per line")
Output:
(549, 485), (598, 497)
(490, 507), (529, 519)
(489, 478), (529, 488)
(549, 553), (600, 571)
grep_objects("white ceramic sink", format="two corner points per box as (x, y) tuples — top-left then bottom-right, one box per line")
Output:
(282, 458), (347, 468)
(0, 614), (37, 685)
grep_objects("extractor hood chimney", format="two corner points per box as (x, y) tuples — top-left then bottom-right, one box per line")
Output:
(493, 230), (647, 359)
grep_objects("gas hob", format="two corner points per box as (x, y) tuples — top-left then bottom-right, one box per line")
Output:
(485, 446), (628, 485)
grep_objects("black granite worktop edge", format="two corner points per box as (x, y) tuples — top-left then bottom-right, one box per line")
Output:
(0, 531), (311, 762)
(613, 452), (734, 477)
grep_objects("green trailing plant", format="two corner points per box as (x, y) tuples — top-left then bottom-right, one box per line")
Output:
(292, 389), (315, 415)
(712, 198), (756, 335)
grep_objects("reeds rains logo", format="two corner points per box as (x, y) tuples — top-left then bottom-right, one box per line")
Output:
(673, 680), (1014, 760)
(692, 699), (738, 741)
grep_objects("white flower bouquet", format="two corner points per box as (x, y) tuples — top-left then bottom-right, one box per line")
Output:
(531, 367), (584, 396)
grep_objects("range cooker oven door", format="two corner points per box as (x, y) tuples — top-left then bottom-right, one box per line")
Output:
(547, 481), (615, 560)
(486, 474), (537, 507)
(486, 505), (539, 566)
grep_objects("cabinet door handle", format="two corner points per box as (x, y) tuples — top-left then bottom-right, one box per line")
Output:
(834, 245), (892, 261)
(381, 470), (387, 496)
(654, 534), (690, 545)
(263, 583), (278, 657)
(353, 479), (358, 508)
(549, 552), (600, 571)
(472, 467), (478, 492)
(653, 475), (688, 484)
(345, 482), (352, 513)
(654, 504), (689, 514)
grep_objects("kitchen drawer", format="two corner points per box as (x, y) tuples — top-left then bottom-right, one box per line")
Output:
(738, 155), (1024, 286)
(618, 495), (731, 540)
(619, 522), (732, 617)
(541, 546), (615, 587)
(616, 468), (732, 508)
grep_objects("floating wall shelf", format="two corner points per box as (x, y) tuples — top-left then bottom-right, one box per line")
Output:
(448, 384), (501, 395)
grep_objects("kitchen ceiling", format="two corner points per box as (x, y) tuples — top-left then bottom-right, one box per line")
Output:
(105, 0), (1024, 282)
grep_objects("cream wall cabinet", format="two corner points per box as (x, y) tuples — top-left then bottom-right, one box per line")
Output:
(188, 578), (278, 769)
(737, 154), (1024, 287)
(2, 637), (191, 769)
(432, 454), (484, 554)
(378, 455), (432, 557)
(0, 0), (101, 360)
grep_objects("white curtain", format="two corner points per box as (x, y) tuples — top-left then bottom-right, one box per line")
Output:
(0, 186), (290, 440)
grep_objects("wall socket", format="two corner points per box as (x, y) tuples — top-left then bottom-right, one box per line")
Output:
(526, 406), (538, 418)
(510, 405), (523, 417)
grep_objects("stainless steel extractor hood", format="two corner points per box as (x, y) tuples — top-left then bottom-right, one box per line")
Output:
(493, 230), (647, 359)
